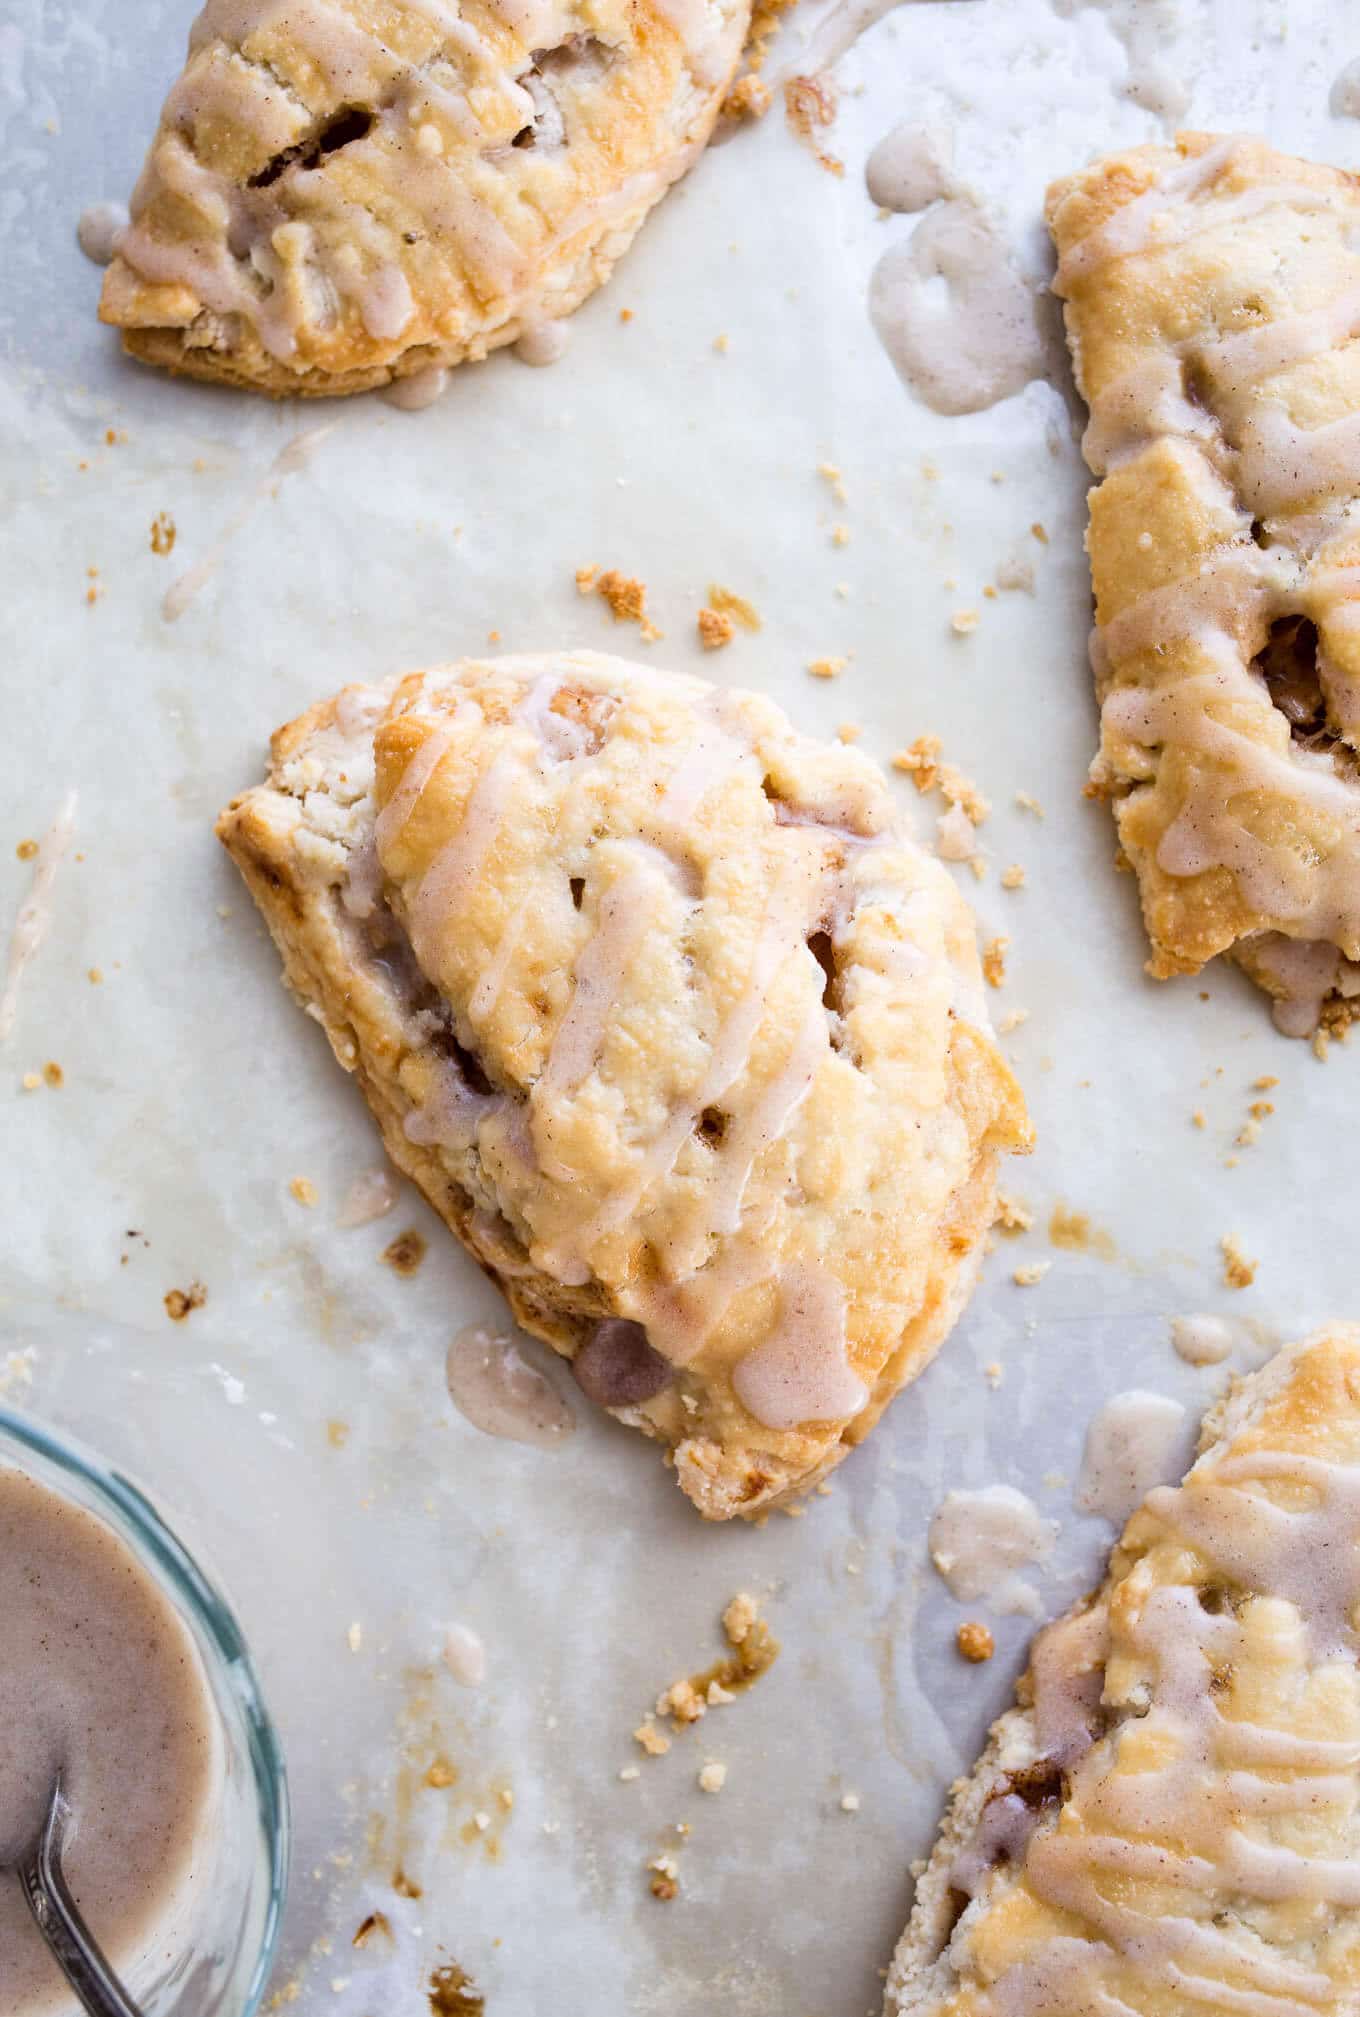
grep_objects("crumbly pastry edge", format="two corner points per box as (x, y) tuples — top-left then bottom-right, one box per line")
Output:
(217, 660), (1028, 1519)
(882, 1322), (1360, 2013)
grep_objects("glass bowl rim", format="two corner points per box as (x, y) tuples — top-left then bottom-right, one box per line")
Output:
(0, 1401), (290, 2017)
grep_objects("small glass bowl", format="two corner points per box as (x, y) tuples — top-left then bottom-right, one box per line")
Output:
(0, 1403), (289, 2017)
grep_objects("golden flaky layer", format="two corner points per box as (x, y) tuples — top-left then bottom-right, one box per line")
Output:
(888, 1325), (1360, 2017)
(218, 653), (1029, 1518)
(1048, 134), (1360, 1035)
(100, 0), (749, 395)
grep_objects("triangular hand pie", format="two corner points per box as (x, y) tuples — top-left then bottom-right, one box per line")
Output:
(889, 1326), (1360, 2013)
(218, 654), (1030, 1516)
(100, 0), (749, 394)
(1049, 135), (1360, 1036)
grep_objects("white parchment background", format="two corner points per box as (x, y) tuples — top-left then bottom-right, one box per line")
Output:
(2, 2), (1357, 2011)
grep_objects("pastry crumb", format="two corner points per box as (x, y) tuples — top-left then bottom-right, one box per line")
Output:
(619, 1764), (641, 1782)
(951, 608), (980, 635)
(712, 332), (730, 354)
(982, 936), (1009, 989)
(648, 1855), (680, 1900)
(816, 462), (847, 504)
(1220, 1233), (1257, 1290)
(634, 1718), (672, 1758)
(1014, 791), (1045, 818)
(707, 584), (761, 632)
(722, 72), (771, 119)
(983, 1360), (1004, 1389)
(836, 721), (862, 742)
(21, 1072), (40, 1092)
(936, 804), (979, 863)
(956, 1621), (994, 1663)
(164, 1282), (206, 1322)
(289, 1176), (317, 1207)
(381, 1228), (427, 1276)
(996, 1193), (1033, 1234)
(697, 606), (735, 651)
(149, 512), (176, 556)
(785, 73), (843, 174)
(998, 1008), (1028, 1034)
(892, 734), (942, 790)
(16, 838), (38, 860)
(840, 1792), (861, 1813)
(706, 1678), (736, 1705)
(698, 1761), (728, 1793)
(1031, 522), (1049, 544)
(1012, 1261), (1050, 1287)
(584, 568), (663, 642)
(1001, 864), (1026, 890)
(347, 1621), (362, 1653)
(425, 1757), (457, 1789)
(43, 1061), (63, 1088)
(806, 656), (848, 680)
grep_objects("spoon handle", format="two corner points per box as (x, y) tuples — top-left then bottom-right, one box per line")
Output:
(18, 1783), (146, 2017)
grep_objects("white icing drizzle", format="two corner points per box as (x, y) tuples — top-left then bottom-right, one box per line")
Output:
(929, 1485), (1057, 1616)
(381, 366), (450, 411)
(1170, 1313), (1235, 1366)
(512, 321), (570, 367)
(373, 723), (455, 856)
(409, 747), (519, 962)
(970, 1369), (1360, 2013)
(404, 1054), (498, 1149)
(444, 1325), (576, 1447)
(1053, 0), (1186, 126)
(336, 1167), (401, 1227)
(162, 426), (334, 622)
(729, 1266), (866, 1430)
(442, 1621), (487, 1686)
(76, 200), (129, 265)
(864, 122), (954, 215)
(537, 850), (657, 1102)
(1075, 1389), (1189, 1526)
(869, 196), (1045, 417)
(0, 790), (77, 1044)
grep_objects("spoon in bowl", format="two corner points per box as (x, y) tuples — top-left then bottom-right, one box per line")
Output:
(14, 1776), (145, 2017)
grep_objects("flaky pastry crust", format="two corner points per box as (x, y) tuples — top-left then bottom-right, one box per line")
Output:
(99, 0), (749, 395)
(1048, 134), (1360, 1035)
(217, 653), (1029, 1518)
(888, 1325), (1360, 2015)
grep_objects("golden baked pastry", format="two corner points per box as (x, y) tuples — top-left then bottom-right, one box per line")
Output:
(218, 653), (1030, 1518)
(887, 1324), (1360, 2015)
(1048, 134), (1360, 1035)
(99, 0), (749, 395)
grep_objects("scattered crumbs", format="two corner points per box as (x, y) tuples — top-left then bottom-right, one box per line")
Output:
(472, 1811), (491, 1833)
(982, 936), (1009, 989)
(707, 584), (761, 632)
(381, 1228), (427, 1276)
(15, 839), (37, 861)
(998, 1007), (1028, 1034)
(831, 524), (850, 547)
(648, 1856), (680, 1901)
(1221, 1233), (1257, 1290)
(164, 1282), (206, 1322)
(392, 1868), (423, 1900)
(983, 1360), (1004, 1389)
(1314, 1028), (1331, 1061)
(706, 1679), (736, 1705)
(951, 609), (980, 635)
(647, 1594), (779, 1740)
(697, 606), (736, 651)
(347, 1621), (363, 1653)
(807, 656), (848, 680)
(936, 804), (979, 863)
(43, 1061), (63, 1088)
(87, 966), (103, 983)
(712, 333), (730, 355)
(996, 1193), (1033, 1234)
(836, 722), (862, 743)
(634, 1718), (672, 1758)
(1254, 1075), (1279, 1091)
(956, 1621), (995, 1663)
(149, 512), (176, 556)
(698, 1761), (728, 1793)
(618, 307), (634, 324)
(427, 1963), (484, 2016)
(486, 629), (500, 645)
(289, 1176), (317, 1207)
(1031, 522), (1049, 544)
(1001, 864), (1026, 890)
(817, 462), (847, 504)
(722, 72), (771, 119)
(1191, 1108), (1207, 1129)
(21, 1072), (40, 1091)
(1014, 791), (1045, 818)
(834, 580), (851, 600)
(619, 1765), (641, 1783)
(0, 1347), (37, 1398)
(892, 734), (942, 789)
(425, 1757), (457, 1789)
(785, 73), (843, 174)
(351, 1912), (392, 1950)
(327, 1419), (350, 1449)
(1013, 1261), (1051, 1288)
(577, 565), (662, 641)
(840, 1792), (861, 1814)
